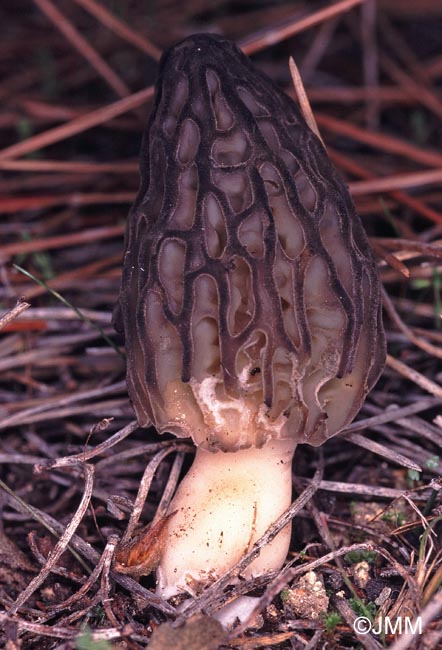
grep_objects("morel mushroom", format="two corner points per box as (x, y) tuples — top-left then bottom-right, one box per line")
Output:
(114, 34), (386, 597)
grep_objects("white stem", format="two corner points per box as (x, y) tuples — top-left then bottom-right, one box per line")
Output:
(156, 438), (296, 598)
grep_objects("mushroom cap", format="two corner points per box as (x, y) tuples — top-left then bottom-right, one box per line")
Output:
(114, 34), (386, 451)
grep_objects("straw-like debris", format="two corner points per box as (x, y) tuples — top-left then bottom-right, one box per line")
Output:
(1, 1), (441, 648)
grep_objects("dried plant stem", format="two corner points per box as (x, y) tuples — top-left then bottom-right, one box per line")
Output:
(155, 451), (186, 521)
(231, 542), (376, 637)
(36, 419), (138, 470)
(0, 299), (30, 332)
(317, 113), (442, 168)
(0, 612), (123, 642)
(350, 167), (442, 195)
(332, 592), (383, 650)
(289, 56), (325, 146)
(0, 87), (153, 160)
(2, 3), (442, 646)
(46, 536), (117, 614)
(343, 397), (442, 434)
(388, 590), (442, 650)
(100, 535), (121, 628)
(8, 463), (95, 614)
(121, 446), (187, 543)
(347, 432), (421, 471)
(72, 0), (161, 60)
(386, 354), (442, 398)
(382, 287), (442, 359)
(1, 485), (176, 616)
(33, 0), (130, 97)
(241, 0), (365, 55)
(1, 381), (127, 432)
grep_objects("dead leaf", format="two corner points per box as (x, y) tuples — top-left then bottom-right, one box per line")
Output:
(114, 511), (176, 579)
(148, 615), (227, 650)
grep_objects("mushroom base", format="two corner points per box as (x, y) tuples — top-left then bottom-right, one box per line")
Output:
(156, 438), (296, 598)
